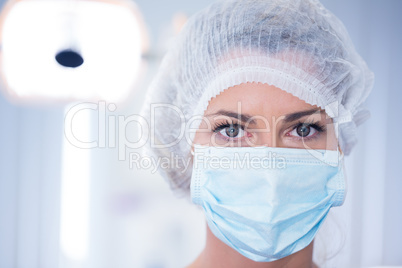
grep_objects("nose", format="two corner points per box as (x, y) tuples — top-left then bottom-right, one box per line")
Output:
(247, 117), (278, 147)
(255, 132), (277, 148)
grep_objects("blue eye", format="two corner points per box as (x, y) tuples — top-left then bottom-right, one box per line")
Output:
(218, 124), (246, 138)
(213, 122), (246, 139)
(288, 122), (325, 139)
(296, 124), (314, 137)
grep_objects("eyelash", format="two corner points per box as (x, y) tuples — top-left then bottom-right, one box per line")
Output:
(212, 120), (246, 140)
(211, 120), (326, 141)
(286, 120), (326, 141)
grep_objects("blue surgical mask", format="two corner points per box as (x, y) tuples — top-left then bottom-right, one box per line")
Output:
(190, 145), (345, 262)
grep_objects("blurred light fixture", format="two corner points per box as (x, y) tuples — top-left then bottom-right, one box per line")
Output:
(0, 0), (148, 103)
(60, 105), (91, 262)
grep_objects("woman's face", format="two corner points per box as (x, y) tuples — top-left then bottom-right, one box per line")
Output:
(193, 82), (338, 150)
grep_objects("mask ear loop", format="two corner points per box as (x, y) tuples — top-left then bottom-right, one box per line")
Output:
(324, 105), (348, 204)
(335, 120), (349, 163)
(338, 144), (344, 158)
(336, 144), (345, 167)
(336, 136), (348, 207)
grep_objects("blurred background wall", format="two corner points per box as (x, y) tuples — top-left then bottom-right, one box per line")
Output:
(0, 0), (401, 268)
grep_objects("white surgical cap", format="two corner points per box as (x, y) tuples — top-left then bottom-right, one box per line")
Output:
(142, 0), (374, 196)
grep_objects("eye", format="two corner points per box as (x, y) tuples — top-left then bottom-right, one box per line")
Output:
(212, 121), (248, 140)
(218, 124), (246, 139)
(288, 123), (319, 138)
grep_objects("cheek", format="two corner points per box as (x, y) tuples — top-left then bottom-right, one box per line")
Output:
(192, 120), (213, 145)
(306, 124), (339, 151)
(317, 121), (338, 151)
(326, 126), (339, 151)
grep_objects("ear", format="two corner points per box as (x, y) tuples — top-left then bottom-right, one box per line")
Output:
(190, 144), (195, 156)
(338, 145), (343, 155)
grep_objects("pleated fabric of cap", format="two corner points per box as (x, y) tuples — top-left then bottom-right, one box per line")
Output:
(141, 0), (374, 196)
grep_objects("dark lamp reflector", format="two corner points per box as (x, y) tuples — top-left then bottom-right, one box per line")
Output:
(55, 50), (84, 68)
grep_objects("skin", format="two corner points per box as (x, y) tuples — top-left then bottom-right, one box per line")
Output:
(188, 82), (339, 268)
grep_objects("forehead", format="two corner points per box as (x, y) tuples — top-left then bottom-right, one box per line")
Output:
(205, 82), (322, 117)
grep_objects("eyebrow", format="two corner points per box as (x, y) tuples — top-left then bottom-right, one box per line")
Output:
(283, 109), (324, 123)
(206, 110), (256, 124)
(206, 108), (324, 124)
